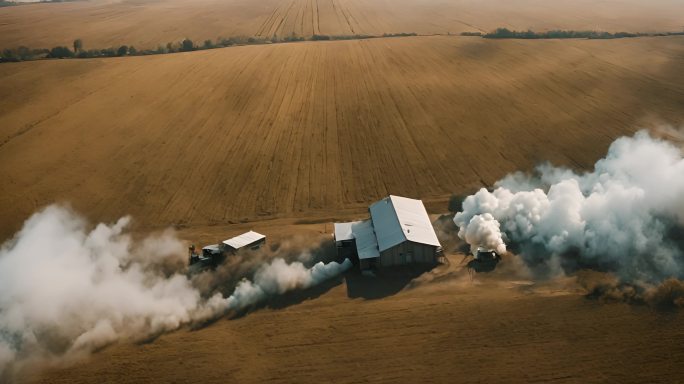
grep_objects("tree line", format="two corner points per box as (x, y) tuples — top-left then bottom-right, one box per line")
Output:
(0, 33), (420, 63)
(2, 29), (682, 63)
(1, 37), (261, 62)
(482, 27), (684, 40)
(0, 0), (78, 5)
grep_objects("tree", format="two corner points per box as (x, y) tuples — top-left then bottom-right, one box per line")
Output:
(17, 46), (32, 60)
(73, 39), (83, 53)
(128, 46), (137, 55)
(1, 48), (18, 62)
(117, 45), (128, 56)
(203, 39), (213, 49)
(180, 39), (194, 52)
(48, 46), (74, 58)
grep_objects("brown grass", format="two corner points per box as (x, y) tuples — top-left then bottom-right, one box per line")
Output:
(1, 0), (683, 50)
(1, 36), (683, 239)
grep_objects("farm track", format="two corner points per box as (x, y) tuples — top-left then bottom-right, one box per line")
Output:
(0, 36), (683, 238)
(1, 0), (683, 50)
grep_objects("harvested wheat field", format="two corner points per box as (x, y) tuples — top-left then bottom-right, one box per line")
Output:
(1, 36), (683, 239)
(2, 8), (684, 380)
(1, 0), (684, 50)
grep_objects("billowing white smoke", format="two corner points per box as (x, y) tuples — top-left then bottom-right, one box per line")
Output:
(454, 131), (684, 282)
(0, 205), (350, 376)
(0, 205), (227, 374)
(226, 258), (352, 310)
(459, 213), (507, 255)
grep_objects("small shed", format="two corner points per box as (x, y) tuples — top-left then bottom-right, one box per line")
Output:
(220, 230), (266, 253)
(352, 219), (380, 270)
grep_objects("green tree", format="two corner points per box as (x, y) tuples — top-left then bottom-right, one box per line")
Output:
(117, 45), (128, 56)
(180, 39), (194, 52)
(73, 39), (83, 53)
(48, 46), (75, 58)
(17, 46), (32, 60)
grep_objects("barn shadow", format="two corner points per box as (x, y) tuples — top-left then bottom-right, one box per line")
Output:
(345, 265), (435, 300)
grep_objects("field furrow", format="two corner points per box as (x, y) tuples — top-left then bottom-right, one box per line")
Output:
(0, 36), (683, 238)
(1, 0), (683, 50)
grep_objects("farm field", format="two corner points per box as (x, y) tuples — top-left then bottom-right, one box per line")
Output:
(1, 0), (684, 50)
(23, 237), (684, 384)
(2, 1), (684, 383)
(1, 35), (683, 239)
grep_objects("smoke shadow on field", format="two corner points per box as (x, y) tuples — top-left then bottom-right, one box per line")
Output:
(228, 275), (346, 320)
(345, 265), (434, 300)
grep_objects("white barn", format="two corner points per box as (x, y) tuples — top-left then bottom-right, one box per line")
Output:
(334, 195), (442, 270)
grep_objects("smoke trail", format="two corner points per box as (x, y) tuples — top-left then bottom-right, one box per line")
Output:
(0, 205), (227, 376)
(226, 258), (352, 311)
(0, 205), (350, 377)
(454, 131), (684, 283)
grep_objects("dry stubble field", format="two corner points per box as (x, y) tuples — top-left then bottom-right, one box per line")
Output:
(1, 0), (683, 50)
(1, 35), (683, 239)
(2, 4), (684, 382)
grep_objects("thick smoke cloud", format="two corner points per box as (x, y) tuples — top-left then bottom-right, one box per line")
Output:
(0, 205), (349, 377)
(454, 131), (684, 283)
(226, 258), (352, 310)
(459, 213), (507, 255)
(0, 206), (227, 375)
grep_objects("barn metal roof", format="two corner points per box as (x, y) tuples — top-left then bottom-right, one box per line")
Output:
(222, 231), (266, 249)
(351, 220), (380, 260)
(334, 221), (361, 242)
(369, 195), (441, 251)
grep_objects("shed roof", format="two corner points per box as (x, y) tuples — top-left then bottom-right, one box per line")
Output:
(222, 231), (266, 249)
(369, 195), (441, 251)
(351, 220), (380, 260)
(334, 221), (361, 242)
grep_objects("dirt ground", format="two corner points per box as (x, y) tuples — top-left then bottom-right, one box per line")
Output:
(5, 215), (684, 383)
(1, 0), (683, 50)
(23, 237), (684, 384)
(1, 35), (683, 240)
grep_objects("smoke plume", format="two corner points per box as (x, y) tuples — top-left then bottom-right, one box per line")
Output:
(0, 205), (349, 377)
(226, 258), (352, 311)
(454, 131), (684, 283)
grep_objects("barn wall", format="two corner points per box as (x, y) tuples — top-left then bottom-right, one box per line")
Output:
(379, 242), (436, 267)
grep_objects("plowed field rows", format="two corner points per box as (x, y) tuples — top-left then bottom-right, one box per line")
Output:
(1, 0), (683, 50)
(1, 36), (683, 238)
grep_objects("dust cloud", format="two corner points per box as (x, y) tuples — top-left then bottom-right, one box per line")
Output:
(0, 205), (348, 378)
